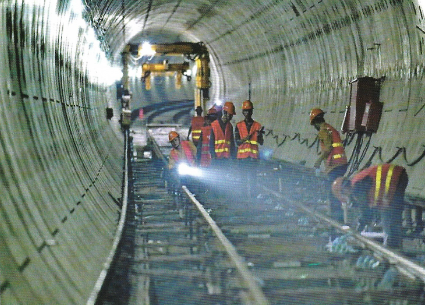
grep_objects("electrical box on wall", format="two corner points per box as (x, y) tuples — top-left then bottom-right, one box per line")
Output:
(341, 77), (383, 133)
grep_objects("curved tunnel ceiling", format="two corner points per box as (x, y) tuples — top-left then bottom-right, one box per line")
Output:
(1, 0), (425, 303)
(90, 0), (425, 195)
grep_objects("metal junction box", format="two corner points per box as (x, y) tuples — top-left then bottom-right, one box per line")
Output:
(342, 77), (383, 133)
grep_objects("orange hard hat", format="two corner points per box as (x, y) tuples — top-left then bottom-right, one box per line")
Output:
(332, 177), (350, 203)
(309, 108), (324, 124)
(242, 100), (254, 110)
(223, 101), (236, 115)
(168, 131), (179, 142)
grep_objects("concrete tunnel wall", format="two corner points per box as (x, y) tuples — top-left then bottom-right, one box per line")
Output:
(0, 1), (124, 304)
(1, 0), (425, 303)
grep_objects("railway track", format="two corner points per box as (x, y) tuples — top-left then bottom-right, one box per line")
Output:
(118, 155), (424, 304)
(97, 132), (425, 304)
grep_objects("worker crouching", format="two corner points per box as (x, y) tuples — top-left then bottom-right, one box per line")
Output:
(332, 164), (408, 249)
(168, 131), (198, 215)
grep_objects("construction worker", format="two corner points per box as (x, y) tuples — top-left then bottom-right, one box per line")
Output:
(187, 106), (204, 146)
(209, 102), (236, 164)
(197, 107), (217, 168)
(332, 164), (408, 248)
(168, 131), (197, 170)
(235, 100), (264, 197)
(310, 108), (348, 224)
(168, 131), (197, 216)
(208, 102), (236, 196)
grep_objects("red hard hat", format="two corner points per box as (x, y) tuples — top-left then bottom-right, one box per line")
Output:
(168, 131), (179, 142)
(223, 101), (236, 115)
(309, 108), (324, 124)
(332, 177), (350, 203)
(242, 100), (254, 110)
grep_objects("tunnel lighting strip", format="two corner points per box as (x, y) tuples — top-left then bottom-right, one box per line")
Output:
(263, 186), (425, 282)
(182, 186), (270, 305)
(86, 131), (130, 305)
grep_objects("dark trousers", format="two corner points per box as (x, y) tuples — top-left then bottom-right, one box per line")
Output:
(237, 158), (259, 198)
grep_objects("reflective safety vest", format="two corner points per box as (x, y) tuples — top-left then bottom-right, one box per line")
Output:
(200, 126), (212, 167)
(351, 164), (406, 207)
(190, 116), (204, 145)
(169, 141), (196, 167)
(321, 123), (347, 170)
(211, 120), (233, 159)
(236, 120), (261, 159)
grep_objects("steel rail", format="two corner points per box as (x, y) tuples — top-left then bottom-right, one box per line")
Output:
(263, 186), (425, 282)
(182, 186), (270, 305)
(87, 130), (130, 305)
(147, 129), (168, 164)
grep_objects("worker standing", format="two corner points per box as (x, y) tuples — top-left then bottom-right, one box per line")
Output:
(209, 102), (236, 163)
(197, 107), (217, 168)
(332, 164), (408, 248)
(187, 106), (204, 146)
(310, 108), (348, 224)
(209, 102), (236, 194)
(168, 131), (197, 215)
(235, 100), (264, 197)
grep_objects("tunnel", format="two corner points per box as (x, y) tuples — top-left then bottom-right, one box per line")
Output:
(1, 0), (425, 303)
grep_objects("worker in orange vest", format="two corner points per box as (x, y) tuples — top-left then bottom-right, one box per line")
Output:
(209, 102), (236, 165)
(310, 108), (348, 224)
(187, 106), (204, 146)
(332, 164), (408, 248)
(197, 107), (217, 167)
(235, 100), (264, 197)
(208, 102), (236, 195)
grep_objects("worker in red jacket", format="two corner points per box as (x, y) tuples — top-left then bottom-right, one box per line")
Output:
(310, 108), (348, 224)
(168, 131), (198, 216)
(187, 106), (204, 146)
(168, 131), (197, 170)
(197, 107), (217, 167)
(235, 100), (264, 197)
(332, 164), (408, 248)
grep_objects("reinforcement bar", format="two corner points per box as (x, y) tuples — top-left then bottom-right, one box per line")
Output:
(182, 186), (270, 305)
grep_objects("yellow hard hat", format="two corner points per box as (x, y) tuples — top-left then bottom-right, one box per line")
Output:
(223, 101), (236, 115)
(242, 100), (253, 110)
(309, 108), (324, 125)
(168, 131), (179, 142)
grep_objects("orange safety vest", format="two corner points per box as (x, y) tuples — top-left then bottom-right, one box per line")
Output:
(200, 126), (212, 167)
(211, 120), (233, 159)
(351, 164), (406, 207)
(321, 123), (347, 169)
(236, 121), (261, 159)
(169, 141), (196, 166)
(190, 116), (204, 144)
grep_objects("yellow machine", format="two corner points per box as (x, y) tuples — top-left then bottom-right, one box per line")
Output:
(137, 42), (211, 110)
